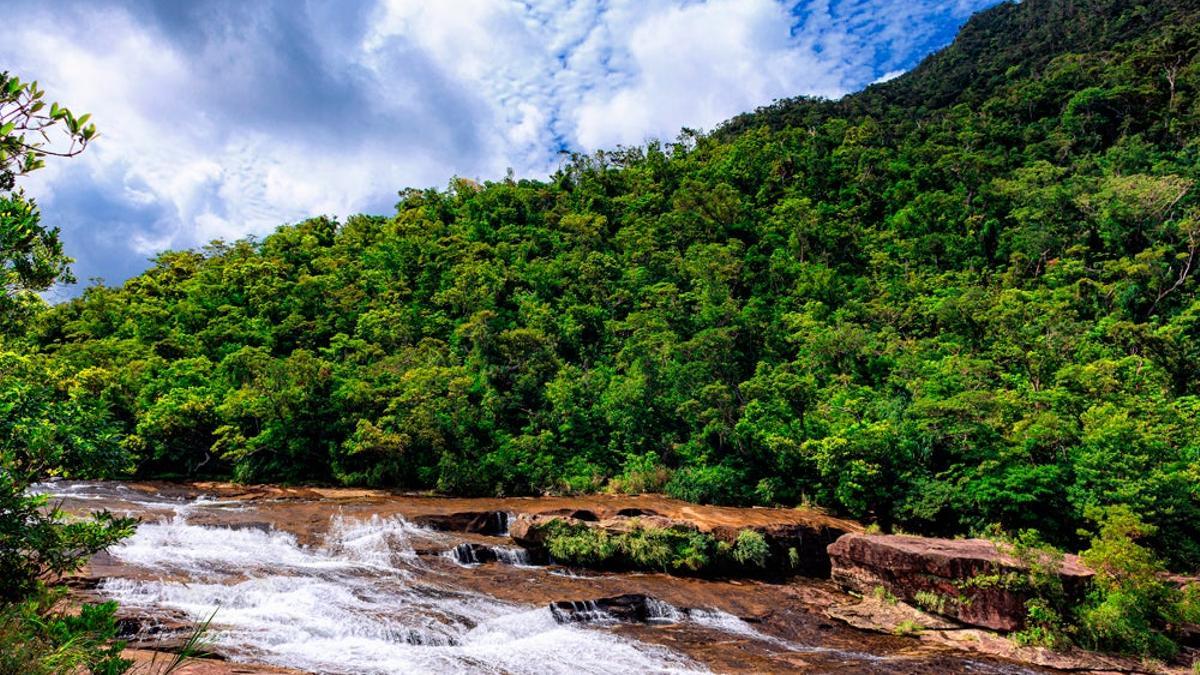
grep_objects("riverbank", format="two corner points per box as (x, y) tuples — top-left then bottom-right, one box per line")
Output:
(45, 480), (1195, 673)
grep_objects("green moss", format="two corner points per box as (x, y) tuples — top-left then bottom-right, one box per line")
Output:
(913, 590), (948, 615)
(872, 586), (899, 605)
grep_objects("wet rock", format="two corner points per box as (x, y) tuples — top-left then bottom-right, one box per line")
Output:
(549, 594), (682, 624)
(411, 511), (510, 535)
(446, 542), (498, 565)
(115, 609), (203, 651)
(827, 533), (1093, 632)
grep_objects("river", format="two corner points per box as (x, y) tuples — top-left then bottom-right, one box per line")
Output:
(39, 480), (1043, 674)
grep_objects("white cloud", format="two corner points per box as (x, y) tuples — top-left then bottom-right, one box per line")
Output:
(572, 0), (848, 149)
(872, 69), (907, 84)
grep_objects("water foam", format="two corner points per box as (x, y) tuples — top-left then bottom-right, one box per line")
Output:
(100, 509), (703, 674)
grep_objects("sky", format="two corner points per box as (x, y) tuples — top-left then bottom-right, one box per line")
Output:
(1, 0), (1001, 295)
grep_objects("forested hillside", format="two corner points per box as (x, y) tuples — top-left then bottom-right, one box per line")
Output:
(6, 0), (1200, 572)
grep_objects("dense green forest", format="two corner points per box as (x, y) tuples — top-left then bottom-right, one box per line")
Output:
(5, 0), (1200, 581)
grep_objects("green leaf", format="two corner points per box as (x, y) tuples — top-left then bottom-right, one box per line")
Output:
(0, 122), (14, 136)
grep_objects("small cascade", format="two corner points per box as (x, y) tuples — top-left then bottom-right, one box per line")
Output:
(493, 546), (531, 566)
(444, 543), (535, 567)
(549, 594), (676, 625)
(550, 600), (613, 624)
(445, 543), (489, 566)
(644, 597), (684, 623)
(494, 511), (515, 536)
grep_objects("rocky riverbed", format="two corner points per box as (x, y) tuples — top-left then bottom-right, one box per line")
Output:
(37, 480), (1181, 673)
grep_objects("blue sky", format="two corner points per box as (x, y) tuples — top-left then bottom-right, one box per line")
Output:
(1, 0), (1000, 295)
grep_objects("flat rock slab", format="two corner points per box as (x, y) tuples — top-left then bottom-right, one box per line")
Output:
(828, 533), (1093, 632)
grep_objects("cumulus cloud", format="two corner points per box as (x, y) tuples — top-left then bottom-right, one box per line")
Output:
(0, 0), (997, 292)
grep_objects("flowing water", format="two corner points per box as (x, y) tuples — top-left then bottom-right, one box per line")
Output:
(39, 481), (1044, 674)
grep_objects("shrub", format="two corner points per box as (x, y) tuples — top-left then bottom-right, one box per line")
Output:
(0, 588), (130, 675)
(731, 529), (769, 568)
(608, 452), (671, 495)
(1076, 506), (1186, 658)
(664, 464), (747, 505)
(0, 466), (137, 674)
(543, 520), (617, 566)
(1015, 598), (1069, 649)
(559, 457), (606, 494)
(541, 519), (778, 574)
(0, 469), (136, 603)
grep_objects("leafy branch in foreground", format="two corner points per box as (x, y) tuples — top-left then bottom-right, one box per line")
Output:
(0, 72), (97, 186)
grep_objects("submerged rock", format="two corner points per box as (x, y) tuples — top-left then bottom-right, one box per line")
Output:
(827, 533), (1093, 632)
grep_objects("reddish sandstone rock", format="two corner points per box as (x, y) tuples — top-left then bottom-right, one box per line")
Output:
(827, 533), (1094, 632)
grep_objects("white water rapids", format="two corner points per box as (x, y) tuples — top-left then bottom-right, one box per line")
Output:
(97, 512), (701, 673)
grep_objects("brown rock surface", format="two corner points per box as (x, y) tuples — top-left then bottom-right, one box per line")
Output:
(828, 533), (1094, 632)
(826, 597), (1177, 674)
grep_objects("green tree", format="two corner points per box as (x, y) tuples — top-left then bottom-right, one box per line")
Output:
(1, 72), (95, 323)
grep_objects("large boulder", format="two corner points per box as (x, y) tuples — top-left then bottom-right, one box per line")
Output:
(827, 533), (1094, 632)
